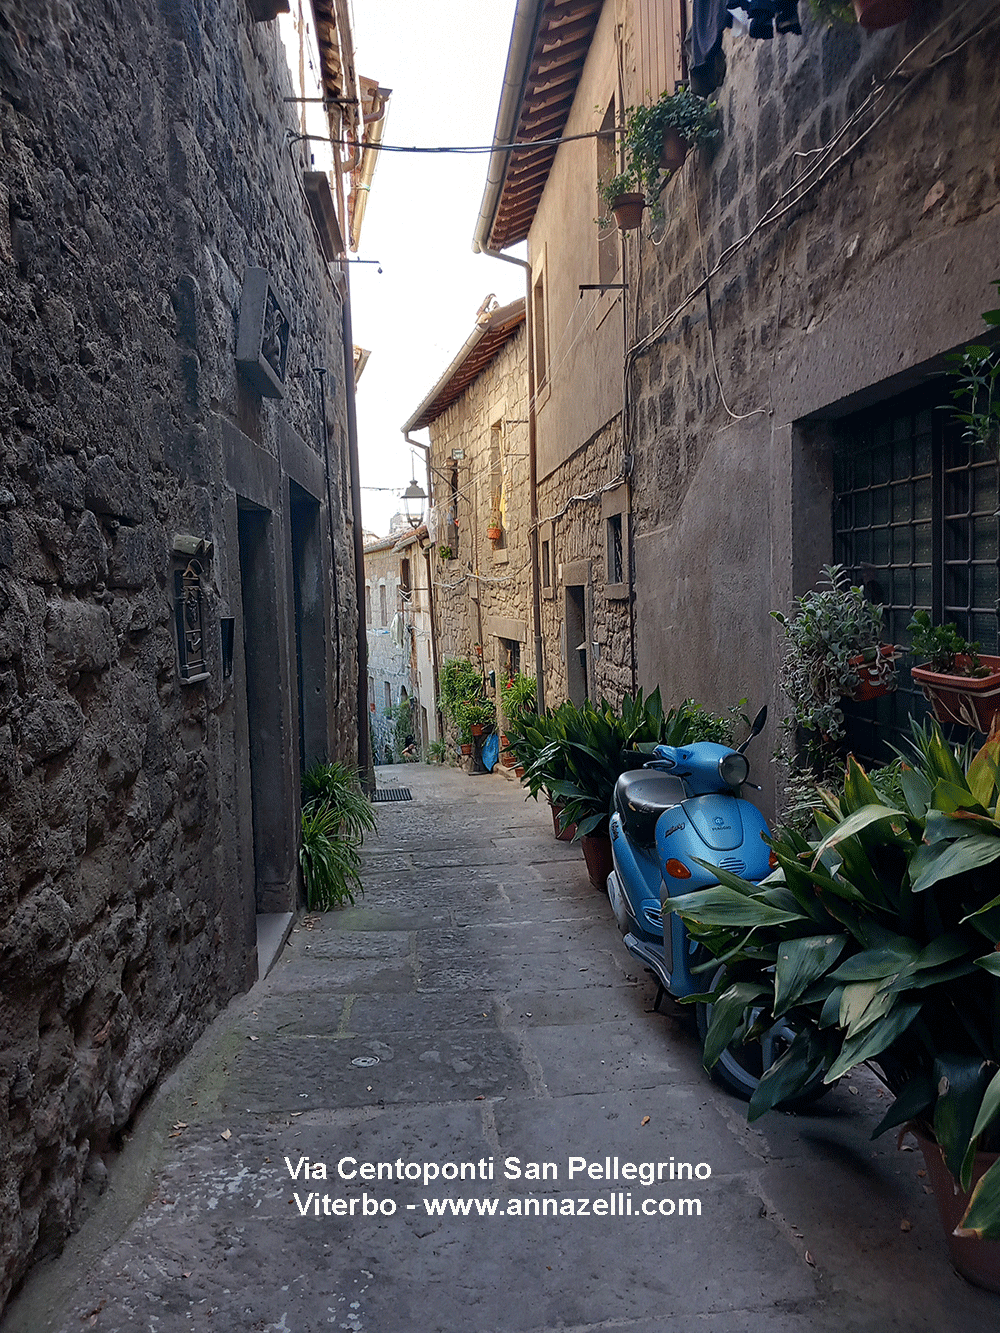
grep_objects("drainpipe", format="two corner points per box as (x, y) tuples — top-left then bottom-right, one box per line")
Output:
(340, 266), (374, 793)
(470, 247), (545, 714)
(402, 432), (440, 732)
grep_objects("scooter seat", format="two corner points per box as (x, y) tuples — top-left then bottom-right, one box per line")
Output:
(614, 770), (687, 845)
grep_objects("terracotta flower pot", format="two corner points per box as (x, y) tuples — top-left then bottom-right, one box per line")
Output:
(850, 644), (898, 701)
(610, 193), (645, 232)
(580, 832), (614, 891)
(460, 743), (472, 756)
(852, 0), (913, 28)
(471, 724), (484, 737)
(549, 801), (577, 842)
(659, 128), (689, 173)
(912, 1129), (1000, 1293)
(487, 526), (502, 542)
(911, 654), (1000, 732)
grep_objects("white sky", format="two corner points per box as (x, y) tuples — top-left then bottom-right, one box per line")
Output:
(348, 0), (525, 537)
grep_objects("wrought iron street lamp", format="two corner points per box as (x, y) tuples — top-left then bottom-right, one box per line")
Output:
(402, 478), (426, 529)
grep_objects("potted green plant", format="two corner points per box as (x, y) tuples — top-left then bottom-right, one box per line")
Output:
(439, 543), (454, 561)
(807, 0), (857, 22)
(947, 279), (1000, 457)
(772, 565), (897, 748)
(460, 696), (496, 738)
(623, 85), (719, 199)
(523, 690), (740, 887)
(299, 761), (377, 910)
(908, 610), (1000, 732)
(666, 720), (1000, 1286)
(598, 171), (645, 231)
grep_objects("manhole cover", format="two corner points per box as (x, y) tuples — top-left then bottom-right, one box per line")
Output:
(372, 788), (412, 802)
(351, 1056), (380, 1067)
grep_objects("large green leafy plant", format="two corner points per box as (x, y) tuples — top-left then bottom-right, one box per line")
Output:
(508, 689), (742, 838)
(299, 761), (377, 910)
(668, 719), (1000, 1237)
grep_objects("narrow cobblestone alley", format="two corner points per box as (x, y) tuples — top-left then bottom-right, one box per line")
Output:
(4, 764), (1000, 1333)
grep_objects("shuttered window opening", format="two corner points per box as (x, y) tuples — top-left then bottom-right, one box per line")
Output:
(832, 383), (999, 764)
(634, 0), (686, 101)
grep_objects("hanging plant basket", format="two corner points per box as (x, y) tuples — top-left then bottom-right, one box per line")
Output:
(487, 525), (503, 542)
(852, 0), (914, 28)
(610, 193), (645, 232)
(911, 654), (1000, 733)
(849, 644), (898, 701)
(659, 128), (689, 173)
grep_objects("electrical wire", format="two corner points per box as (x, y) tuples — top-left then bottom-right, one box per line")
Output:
(624, 0), (997, 369)
(288, 129), (617, 154)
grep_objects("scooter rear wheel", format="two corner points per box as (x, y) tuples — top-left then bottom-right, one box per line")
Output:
(695, 965), (829, 1109)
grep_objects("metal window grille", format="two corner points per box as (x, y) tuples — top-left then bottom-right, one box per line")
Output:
(607, 513), (624, 585)
(833, 384), (999, 763)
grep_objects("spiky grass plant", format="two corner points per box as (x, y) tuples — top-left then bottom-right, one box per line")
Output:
(299, 762), (376, 910)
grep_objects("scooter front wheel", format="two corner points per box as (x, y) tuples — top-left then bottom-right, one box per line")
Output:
(695, 966), (829, 1109)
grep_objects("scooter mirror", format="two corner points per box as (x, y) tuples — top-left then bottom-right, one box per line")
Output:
(737, 705), (767, 754)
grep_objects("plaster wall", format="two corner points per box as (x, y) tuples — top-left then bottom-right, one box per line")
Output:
(527, 0), (626, 484)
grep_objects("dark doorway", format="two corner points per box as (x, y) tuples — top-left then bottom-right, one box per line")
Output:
(237, 502), (292, 912)
(566, 584), (588, 704)
(289, 484), (326, 773)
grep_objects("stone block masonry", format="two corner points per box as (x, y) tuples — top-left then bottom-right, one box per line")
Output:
(0, 0), (359, 1310)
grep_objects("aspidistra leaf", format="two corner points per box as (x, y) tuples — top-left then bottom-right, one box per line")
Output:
(823, 1000), (922, 1082)
(956, 1157), (1000, 1240)
(773, 934), (847, 1016)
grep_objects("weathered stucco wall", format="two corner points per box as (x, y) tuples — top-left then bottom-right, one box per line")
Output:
(527, 0), (624, 484)
(520, 0), (1000, 809)
(0, 0), (358, 1306)
(622, 0), (1000, 811)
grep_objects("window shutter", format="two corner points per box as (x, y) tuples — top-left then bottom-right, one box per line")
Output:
(634, 0), (686, 101)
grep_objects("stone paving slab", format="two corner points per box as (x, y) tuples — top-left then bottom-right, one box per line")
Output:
(5, 762), (1000, 1333)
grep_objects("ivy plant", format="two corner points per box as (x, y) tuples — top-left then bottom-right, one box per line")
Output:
(772, 565), (891, 744)
(623, 86), (719, 201)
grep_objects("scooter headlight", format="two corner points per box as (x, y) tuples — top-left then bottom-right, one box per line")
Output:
(719, 752), (750, 788)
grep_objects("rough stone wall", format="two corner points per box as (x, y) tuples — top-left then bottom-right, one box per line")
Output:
(0, 0), (358, 1307)
(627, 0), (1000, 529)
(426, 324), (531, 734)
(535, 416), (633, 707)
(619, 0), (1000, 809)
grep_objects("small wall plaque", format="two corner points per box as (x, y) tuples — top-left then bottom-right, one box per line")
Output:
(175, 559), (209, 683)
(236, 268), (291, 399)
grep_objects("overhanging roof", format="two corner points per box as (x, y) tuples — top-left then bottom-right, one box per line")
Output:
(311, 0), (360, 136)
(402, 299), (526, 434)
(474, 0), (604, 254)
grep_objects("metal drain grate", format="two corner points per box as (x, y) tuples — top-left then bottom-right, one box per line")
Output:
(371, 788), (412, 803)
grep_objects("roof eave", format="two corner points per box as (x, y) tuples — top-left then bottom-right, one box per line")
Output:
(401, 298), (526, 435)
(472, 0), (547, 255)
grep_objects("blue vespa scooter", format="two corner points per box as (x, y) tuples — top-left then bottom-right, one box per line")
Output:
(607, 707), (812, 1101)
